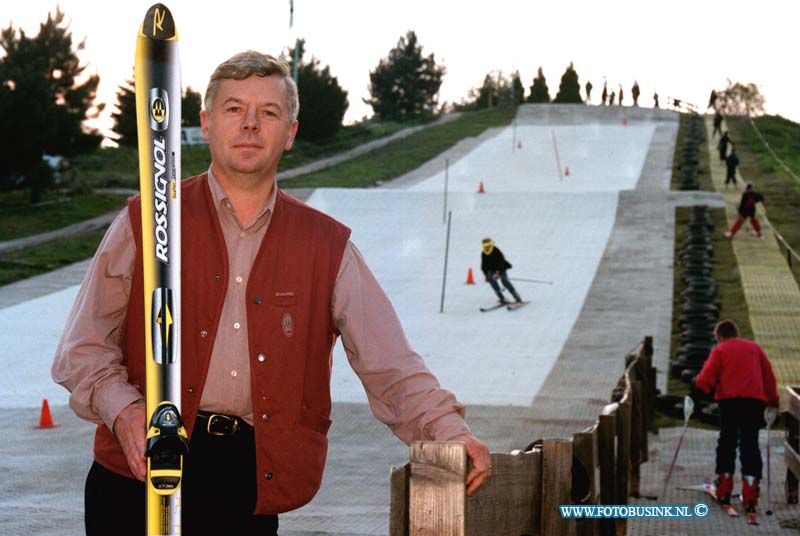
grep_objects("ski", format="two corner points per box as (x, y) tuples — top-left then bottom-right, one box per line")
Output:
(480, 303), (509, 313)
(679, 483), (739, 517)
(135, 4), (188, 535)
(506, 301), (530, 311)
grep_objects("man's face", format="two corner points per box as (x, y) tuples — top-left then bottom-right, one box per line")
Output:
(200, 74), (298, 180)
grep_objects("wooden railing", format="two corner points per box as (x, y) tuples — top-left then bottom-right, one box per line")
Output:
(784, 386), (800, 504)
(389, 336), (657, 536)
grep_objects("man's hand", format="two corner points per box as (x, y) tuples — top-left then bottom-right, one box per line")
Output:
(113, 400), (147, 482)
(453, 434), (492, 496)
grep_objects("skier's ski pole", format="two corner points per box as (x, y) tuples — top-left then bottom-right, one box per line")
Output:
(765, 406), (778, 516)
(509, 277), (553, 285)
(660, 396), (694, 500)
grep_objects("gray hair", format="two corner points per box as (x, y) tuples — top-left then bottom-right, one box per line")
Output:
(204, 51), (299, 122)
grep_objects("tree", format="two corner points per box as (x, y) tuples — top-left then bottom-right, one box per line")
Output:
(112, 79), (203, 147)
(528, 67), (551, 103)
(182, 86), (202, 127)
(287, 39), (348, 142)
(466, 71), (516, 110)
(110, 76), (136, 147)
(365, 31), (445, 121)
(511, 71), (525, 105)
(553, 62), (582, 104)
(0, 7), (103, 200)
(716, 80), (765, 117)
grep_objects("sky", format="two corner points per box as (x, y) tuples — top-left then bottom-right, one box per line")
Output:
(4, 1), (799, 143)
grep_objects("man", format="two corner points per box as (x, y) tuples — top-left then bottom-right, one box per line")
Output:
(718, 131), (731, 161)
(713, 110), (723, 137)
(725, 145), (740, 187)
(631, 80), (640, 107)
(693, 320), (779, 517)
(480, 237), (523, 305)
(724, 182), (764, 238)
(52, 51), (491, 536)
(585, 80), (593, 103)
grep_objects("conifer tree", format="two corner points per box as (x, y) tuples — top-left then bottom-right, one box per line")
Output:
(553, 62), (582, 104)
(365, 31), (445, 121)
(528, 67), (550, 103)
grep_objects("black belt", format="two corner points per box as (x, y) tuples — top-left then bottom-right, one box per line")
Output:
(195, 411), (251, 437)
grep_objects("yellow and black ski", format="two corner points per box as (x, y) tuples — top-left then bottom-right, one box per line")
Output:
(135, 4), (188, 535)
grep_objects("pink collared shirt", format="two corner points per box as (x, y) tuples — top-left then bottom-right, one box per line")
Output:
(52, 170), (470, 444)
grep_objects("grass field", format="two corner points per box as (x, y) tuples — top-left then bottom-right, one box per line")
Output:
(0, 190), (126, 242)
(282, 107), (516, 188)
(0, 227), (109, 286)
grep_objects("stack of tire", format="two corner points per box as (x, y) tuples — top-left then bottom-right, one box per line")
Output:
(677, 113), (703, 190)
(672, 205), (719, 382)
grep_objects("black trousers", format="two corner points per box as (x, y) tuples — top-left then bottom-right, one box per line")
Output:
(85, 419), (278, 535)
(715, 398), (765, 478)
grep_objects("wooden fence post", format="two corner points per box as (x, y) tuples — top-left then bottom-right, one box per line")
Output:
(464, 450), (542, 536)
(615, 397), (631, 536)
(390, 464), (410, 536)
(541, 438), (573, 536)
(573, 429), (598, 536)
(630, 380), (644, 497)
(598, 412), (617, 536)
(409, 442), (466, 535)
(785, 387), (800, 504)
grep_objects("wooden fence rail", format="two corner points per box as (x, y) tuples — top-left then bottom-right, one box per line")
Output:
(390, 336), (657, 536)
(784, 386), (800, 504)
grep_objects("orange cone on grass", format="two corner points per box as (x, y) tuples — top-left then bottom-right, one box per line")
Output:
(35, 398), (59, 429)
(466, 268), (476, 285)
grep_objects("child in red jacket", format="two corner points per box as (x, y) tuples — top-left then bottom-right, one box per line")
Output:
(693, 320), (779, 516)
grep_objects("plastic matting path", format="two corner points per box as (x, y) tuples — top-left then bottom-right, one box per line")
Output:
(706, 116), (800, 395)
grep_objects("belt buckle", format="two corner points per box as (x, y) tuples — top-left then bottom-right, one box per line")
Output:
(206, 414), (239, 436)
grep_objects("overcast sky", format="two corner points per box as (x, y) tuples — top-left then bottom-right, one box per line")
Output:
(5, 1), (799, 142)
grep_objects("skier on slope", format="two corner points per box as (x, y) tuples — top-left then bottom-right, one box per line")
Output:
(481, 237), (523, 305)
(724, 182), (765, 239)
(692, 320), (779, 522)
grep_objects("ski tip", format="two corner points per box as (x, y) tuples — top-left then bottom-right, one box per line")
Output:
(141, 4), (177, 41)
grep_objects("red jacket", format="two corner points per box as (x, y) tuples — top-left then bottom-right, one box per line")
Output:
(695, 338), (779, 406)
(93, 173), (351, 514)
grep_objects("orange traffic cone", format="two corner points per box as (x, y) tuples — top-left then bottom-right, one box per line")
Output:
(564, 166), (570, 176)
(517, 140), (522, 149)
(466, 268), (476, 285)
(478, 181), (486, 194)
(35, 399), (59, 429)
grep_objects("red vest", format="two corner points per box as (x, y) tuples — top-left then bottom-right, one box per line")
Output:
(93, 173), (351, 513)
